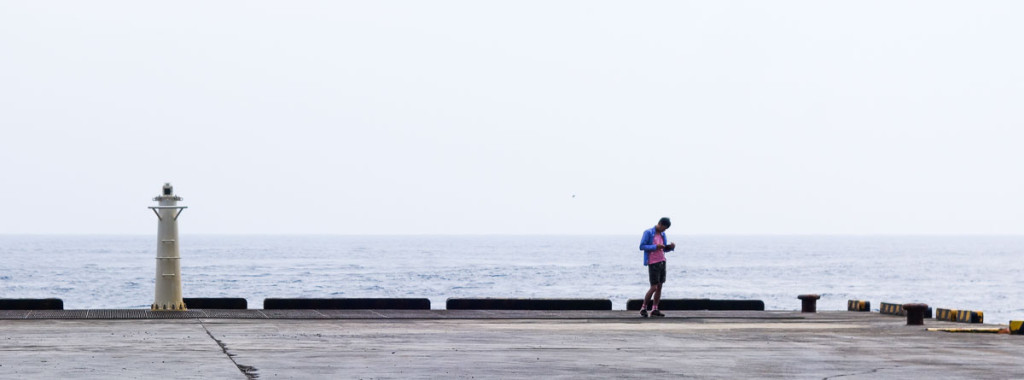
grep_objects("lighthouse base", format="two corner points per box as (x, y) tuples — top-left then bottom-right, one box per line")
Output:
(151, 302), (187, 311)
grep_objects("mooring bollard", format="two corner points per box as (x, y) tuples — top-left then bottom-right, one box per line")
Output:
(798, 294), (820, 313)
(903, 303), (929, 325)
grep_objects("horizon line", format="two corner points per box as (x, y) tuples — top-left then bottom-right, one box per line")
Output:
(2, 232), (1022, 237)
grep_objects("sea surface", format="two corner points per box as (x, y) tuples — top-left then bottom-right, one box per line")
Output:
(2, 235), (1021, 323)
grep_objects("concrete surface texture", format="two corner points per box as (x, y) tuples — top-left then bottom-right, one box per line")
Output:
(1, 311), (1021, 379)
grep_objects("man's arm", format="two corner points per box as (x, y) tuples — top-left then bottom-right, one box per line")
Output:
(639, 229), (659, 251)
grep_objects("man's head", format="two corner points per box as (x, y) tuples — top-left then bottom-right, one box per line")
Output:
(656, 217), (671, 232)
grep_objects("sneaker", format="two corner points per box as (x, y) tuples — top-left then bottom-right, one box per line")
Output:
(640, 309), (648, 318)
(651, 310), (665, 317)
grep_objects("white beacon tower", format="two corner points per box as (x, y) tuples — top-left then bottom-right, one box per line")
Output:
(148, 183), (188, 311)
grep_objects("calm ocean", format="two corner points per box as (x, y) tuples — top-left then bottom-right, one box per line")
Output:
(2, 235), (1021, 323)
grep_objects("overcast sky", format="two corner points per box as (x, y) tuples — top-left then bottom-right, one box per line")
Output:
(1, 1), (1021, 235)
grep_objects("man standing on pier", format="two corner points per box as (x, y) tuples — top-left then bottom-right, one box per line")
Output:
(639, 217), (675, 317)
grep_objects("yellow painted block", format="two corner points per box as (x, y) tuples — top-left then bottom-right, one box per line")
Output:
(936, 308), (956, 322)
(1010, 321), (1023, 335)
(847, 300), (869, 312)
(955, 310), (983, 323)
(879, 302), (905, 316)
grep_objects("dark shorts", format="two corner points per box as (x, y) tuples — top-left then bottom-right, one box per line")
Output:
(648, 261), (666, 285)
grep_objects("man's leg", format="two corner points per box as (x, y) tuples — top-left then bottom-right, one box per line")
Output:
(644, 285), (657, 306)
(649, 284), (666, 317)
(651, 261), (666, 317)
(642, 262), (660, 317)
(642, 285), (656, 317)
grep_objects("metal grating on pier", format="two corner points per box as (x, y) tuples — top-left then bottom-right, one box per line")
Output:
(258, 309), (330, 319)
(201, 309), (267, 319)
(0, 310), (29, 319)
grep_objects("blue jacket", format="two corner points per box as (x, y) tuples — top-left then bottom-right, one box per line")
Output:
(639, 226), (667, 266)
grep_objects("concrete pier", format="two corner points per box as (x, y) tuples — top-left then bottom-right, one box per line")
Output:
(1, 310), (1021, 379)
